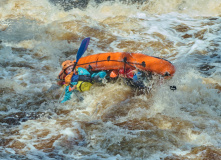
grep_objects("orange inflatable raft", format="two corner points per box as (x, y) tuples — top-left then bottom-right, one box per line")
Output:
(73, 52), (175, 76)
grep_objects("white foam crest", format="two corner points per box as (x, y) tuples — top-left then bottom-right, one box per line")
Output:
(86, 1), (139, 21)
(0, 45), (14, 62)
(0, 0), (67, 23)
(151, 67), (220, 117)
(143, 66), (220, 146)
(184, 128), (220, 146)
(88, 121), (136, 147)
(0, 0), (221, 159)
(0, 18), (43, 43)
(142, 0), (221, 16)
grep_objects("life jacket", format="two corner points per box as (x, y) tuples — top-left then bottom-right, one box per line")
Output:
(65, 71), (74, 86)
(65, 68), (93, 90)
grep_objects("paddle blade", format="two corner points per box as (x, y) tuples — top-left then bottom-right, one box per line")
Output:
(76, 37), (90, 62)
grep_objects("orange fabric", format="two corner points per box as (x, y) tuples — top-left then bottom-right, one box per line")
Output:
(72, 52), (175, 76)
(58, 52), (175, 80)
(110, 70), (118, 78)
(69, 85), (76, 92)
(65, 71), (74, 86)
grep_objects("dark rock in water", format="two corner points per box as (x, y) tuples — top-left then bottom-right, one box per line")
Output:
(49, 0), (90, 11)
(49, 0), (147, 11)
(0, 112), (52, 125)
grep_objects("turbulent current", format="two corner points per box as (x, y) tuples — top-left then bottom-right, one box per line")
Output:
(0, 0), (221, 159)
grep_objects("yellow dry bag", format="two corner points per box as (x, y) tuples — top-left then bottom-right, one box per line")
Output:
(76, 81), (92, 92)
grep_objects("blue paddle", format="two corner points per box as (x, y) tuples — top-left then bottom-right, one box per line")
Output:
(73, 37), (90, 71)
(58, 37), (90, 103)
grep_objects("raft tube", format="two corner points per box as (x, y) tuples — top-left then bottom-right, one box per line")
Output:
(74, 52), (175, 76)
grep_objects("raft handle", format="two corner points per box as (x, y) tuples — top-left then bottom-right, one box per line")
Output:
(123, 57), (127, 63)
(142, 61), (146, 67)
(107, 56), (110, 61)
(164, 72), (170, 76)
(87, 65), (93, 72)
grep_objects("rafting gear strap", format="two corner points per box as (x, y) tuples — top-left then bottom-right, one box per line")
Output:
(123, 57), (127, 77)
(65, 71), (74, 86)
(78, 75), (92, 82)
(87, 65), (93, 73)
(142, 61), (146, 67)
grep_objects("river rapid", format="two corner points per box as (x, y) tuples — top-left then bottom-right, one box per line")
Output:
(0, 0), (221, 159)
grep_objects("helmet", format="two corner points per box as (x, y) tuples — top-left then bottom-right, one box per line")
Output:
(62, 60), (74, 70)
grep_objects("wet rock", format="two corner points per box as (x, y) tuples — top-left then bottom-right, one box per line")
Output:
(49, 0), (90, 11)
(49, 0), (147, 11)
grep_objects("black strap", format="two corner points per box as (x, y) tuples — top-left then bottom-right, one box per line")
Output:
(123, 57), (127, 63)
(142, 61), (146, 67)
(72, 62), (77, 71)
(88, 65), (93, 70)
(79, 82), (83, 92)
(123, 57), (127, 76)
(78, 75), (92, 82)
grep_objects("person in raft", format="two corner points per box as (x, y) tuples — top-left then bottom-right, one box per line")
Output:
(59, 60), (107, 103)
(109, 68), (146, 89)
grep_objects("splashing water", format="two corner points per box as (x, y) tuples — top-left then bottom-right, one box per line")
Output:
(0, 0), (221, 159)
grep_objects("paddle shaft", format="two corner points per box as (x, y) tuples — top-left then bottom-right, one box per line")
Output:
(72, 37), (90, 72)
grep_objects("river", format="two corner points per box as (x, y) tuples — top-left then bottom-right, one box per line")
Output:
(0, 0), (221, 159)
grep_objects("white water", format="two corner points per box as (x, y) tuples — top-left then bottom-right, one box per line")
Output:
(0, 0), (221, 159)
